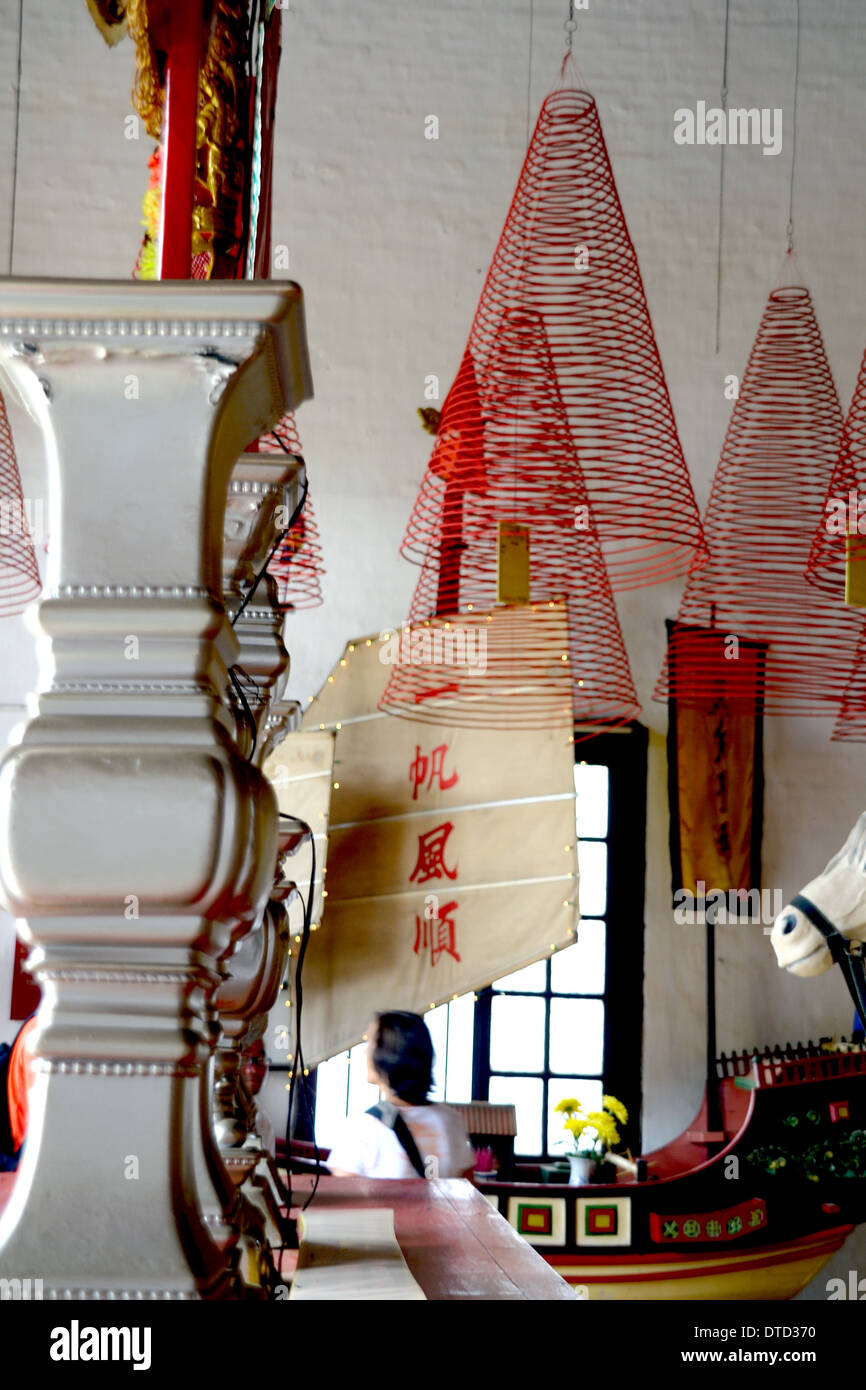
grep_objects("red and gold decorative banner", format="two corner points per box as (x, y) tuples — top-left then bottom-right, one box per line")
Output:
(666, 623), (766, 901)
(650, 1198), (767, 1244)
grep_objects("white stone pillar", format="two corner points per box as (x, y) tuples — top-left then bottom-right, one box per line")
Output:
(0, 280), (311, 1300)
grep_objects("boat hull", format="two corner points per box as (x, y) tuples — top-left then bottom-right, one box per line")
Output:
(546, 1226), (851, 1300)
(477, 1047), (866, 1301)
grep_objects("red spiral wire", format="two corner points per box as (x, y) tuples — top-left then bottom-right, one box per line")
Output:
(655, 286), (866, 715)
(0, 392), (41, 618)
(806, 339), (866, 594)
(381, 308), (639, 730)
(261, 412), (324, 611)
(409, 83), (707, 590)
(821, 345), (866, 737)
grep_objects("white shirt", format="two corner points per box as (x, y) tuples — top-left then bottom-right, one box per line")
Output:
(326, 1103), (475, 1179)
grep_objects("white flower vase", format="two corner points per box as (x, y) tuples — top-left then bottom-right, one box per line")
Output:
(568, 1154), (595, 1186)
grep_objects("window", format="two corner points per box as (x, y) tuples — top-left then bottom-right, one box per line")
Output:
(309, 726), (646, 1160)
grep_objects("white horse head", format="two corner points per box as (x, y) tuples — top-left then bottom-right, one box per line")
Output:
(771, 812), (866, 977)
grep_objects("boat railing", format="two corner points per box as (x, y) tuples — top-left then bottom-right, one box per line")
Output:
(716, 1038), (866, 1088)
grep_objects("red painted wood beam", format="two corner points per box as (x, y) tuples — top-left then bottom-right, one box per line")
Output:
(158, 0), (204, 280)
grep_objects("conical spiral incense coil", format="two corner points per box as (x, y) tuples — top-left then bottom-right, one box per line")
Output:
(416, 82), (707, 590)
(655, 286), (866, 716)
(0, 392), (41, 618)
(806, 340), (866, 594)
(833, 622), (866, 740)
(262, 413), (324, 611)
(831, 351), (866, 741)
(381, 309), (639, 730)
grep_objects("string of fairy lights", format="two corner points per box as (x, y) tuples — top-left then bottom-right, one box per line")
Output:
(267, 629), (581, 1058)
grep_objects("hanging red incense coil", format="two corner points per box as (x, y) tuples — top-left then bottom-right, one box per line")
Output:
(261, 413), (324, 611)
(423, 81), (707, 590)
(806, 340), (866, 594)
(655, 285), (866, 715)
(381, 308), (639, 730)
(823, 346), (866, 739)
(0, 392), (41, 618)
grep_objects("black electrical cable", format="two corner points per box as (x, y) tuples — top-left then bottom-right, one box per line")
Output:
(228, 665), (258, 761)
(287, 830), (315, 1187)
(227, 462), (307, 757)
(277, 813), (322, 1236)
(231, 472), (308, 628)
(267, 428), (296, 457)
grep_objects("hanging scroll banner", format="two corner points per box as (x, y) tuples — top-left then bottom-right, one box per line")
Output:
(279, 629), (579, 1065)
(667, 622), (766, 914)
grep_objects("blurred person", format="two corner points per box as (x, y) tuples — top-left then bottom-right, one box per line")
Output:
(327, 1011), (475, 1180)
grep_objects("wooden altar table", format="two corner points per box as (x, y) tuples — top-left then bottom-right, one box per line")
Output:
(283, 1175), (577, 1301)
(0, 1171), (575, 1300)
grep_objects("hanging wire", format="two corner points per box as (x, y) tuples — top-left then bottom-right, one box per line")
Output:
(564, 0), (577, 54)
(714, 0), (731, 354)
(786, 0), (801, 253)
(8, 0), (24, 275)
(525, 0), (535, 148)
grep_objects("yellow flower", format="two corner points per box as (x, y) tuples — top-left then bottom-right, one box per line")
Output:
(584, 1112), (620, 1148)
(564, 1116), (589, 1137)
(603, 1094), (628, 1126)
(555, 1097), (582, 1116)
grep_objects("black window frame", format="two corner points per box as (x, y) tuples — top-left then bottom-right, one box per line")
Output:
(470, 723), (648, 1161)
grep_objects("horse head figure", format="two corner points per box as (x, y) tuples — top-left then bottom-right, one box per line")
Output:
(771, 814), (866, 1015)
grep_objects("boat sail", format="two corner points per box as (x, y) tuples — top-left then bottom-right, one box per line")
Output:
(265, 619), (580, 1065)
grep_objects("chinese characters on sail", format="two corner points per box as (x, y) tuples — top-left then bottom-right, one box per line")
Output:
(410, 743), (461, 967)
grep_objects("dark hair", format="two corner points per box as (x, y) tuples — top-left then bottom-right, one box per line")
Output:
(371, 1012), (434, 1105)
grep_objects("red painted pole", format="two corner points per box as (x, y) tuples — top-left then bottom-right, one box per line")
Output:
(158, 0), (203, 280)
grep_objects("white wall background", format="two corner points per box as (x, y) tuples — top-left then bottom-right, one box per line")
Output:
(1, 0), (865, 1296)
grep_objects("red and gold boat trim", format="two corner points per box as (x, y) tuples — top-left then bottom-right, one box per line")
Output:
(545, 1225), (853, 1302)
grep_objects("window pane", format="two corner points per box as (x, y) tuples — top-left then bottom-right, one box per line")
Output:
(549, 998), (605, 1075)
(444, 993), (475, 1103)
(577, 840), (607, 917)
(426, 1003), (449, 1100)
(314, 1049), (349, 1149)
(574, 762), (609, 838)
(489, 1074), (543, 1156)
(493, 958), (547, 993)
(547, 1077), (604, 1154)
(551, 922), (606, 996)
(490, 995), (546, 1073)
(348, 1041), (380, 1114)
